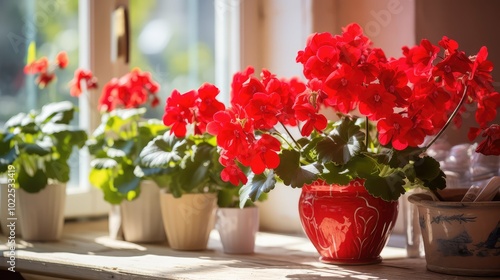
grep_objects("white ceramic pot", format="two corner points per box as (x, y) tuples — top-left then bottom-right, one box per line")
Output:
(121, 180), (166, 243)
(216, 207), (259, 254)
(160, 192), (217, 250)
(409, 189), (500, 276)
(18, 183), (66, 241)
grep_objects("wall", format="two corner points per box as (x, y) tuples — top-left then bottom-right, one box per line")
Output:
(312, 0), (416, 58)
(416, 0), (500, 145)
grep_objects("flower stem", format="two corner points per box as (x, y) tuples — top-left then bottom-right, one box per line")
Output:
(280, 122), (301, 149)
(424, 85), (469, 151)
(365, 116), (369, 152)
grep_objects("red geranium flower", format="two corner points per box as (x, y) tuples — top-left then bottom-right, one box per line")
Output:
(249, 134), (281, 174)
(358, 84), (396, 121)
(377, 113), (413, 150)
(56, 51), (69, 69)
(98, 68), (160, 112)
(475, 124), (500, 156)
(69, 68), (98, 97)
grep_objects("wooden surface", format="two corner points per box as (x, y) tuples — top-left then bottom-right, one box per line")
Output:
(0, 219), (490, 280)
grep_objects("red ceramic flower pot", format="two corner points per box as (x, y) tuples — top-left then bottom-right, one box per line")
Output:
(298, 180), (399, 265)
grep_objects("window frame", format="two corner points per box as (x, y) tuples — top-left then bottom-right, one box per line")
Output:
(65, 0), (131, 218)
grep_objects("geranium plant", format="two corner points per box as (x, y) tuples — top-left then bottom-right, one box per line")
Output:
(0, 52), (87, 193)
(86, 68), (167, 204)
(203, 23), (500, 203)
(136, 83), (263, 207)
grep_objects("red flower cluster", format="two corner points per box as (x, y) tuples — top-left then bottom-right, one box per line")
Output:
(206, 67), (306, 185)
(207, 23), (499, 187)
(296, 23), (499, 150)
(163, 23), (500, 190)
(24, 51), (68, 88)
(98, 68), (160, 112)
(163, 83), (225, 138)
(69, 68), (98, 97)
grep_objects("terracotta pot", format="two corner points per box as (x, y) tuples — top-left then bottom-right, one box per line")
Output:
(160, 192), (217, 250)
(18, 183), (66, 241)
(121, 180), (166, 243)
(409, 189), (500, 276)
(298, 180), (399, 265)
(216, 207), (259, 254)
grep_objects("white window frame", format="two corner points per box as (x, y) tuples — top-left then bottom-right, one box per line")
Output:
(65, 0), (130, 218)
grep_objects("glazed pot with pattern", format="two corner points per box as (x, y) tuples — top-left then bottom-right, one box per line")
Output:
(409, 189), (500, 276)
(298, 179), (399, 265)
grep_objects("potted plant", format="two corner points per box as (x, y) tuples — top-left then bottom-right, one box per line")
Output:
(0, 52), (87, 241)
(409, 124), (500, 276)
(137, 83), (227, 251)
(216, 179), (266, 254)
(86, 68), (168, 242)
(200, 23), (500, 264)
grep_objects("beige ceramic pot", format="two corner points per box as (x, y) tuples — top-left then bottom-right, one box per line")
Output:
(18, 183), (66, 241)
(216, 207), (259, 254)
(409, 189), (500, 276)
(121, 180), (166, 243)
(160, 191), (217, 250)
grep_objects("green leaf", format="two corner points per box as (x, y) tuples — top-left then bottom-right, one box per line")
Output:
(91, 158), (118, 169)
(105, 139), (136, 159)
(402, 164), (416, 183)
(91, 123), (106, 139)
(317, 118), (365, 165)
(138, 119), (168, 141)
(301, 136), (321, 162)
(35, 101), (75, 125)
(66, 129), (88, 148)
(113, 164), (141, 197)
(413, 156), (440, 181)
(322, 162), (353, 185)
(239, 171), (277, 208)
(19, 143), (51, 156)
(218, 187), (239, 208)
(110, 108), (147, 120)
(98, 108), (145, 141)
(363, 171), (406, 201)
(174, 143), (214, 193)
(275, 149), (322, 188)
(17, 167), (48, 193)
(45, 159), (70, 183)
(49, 129), (87, 161)
(86, 138), (106, 156)
(5, 113), (30, 129)
(0, 133), (18, 173)
(413, 156), (446, 190)
(379, 147), (424, 168)
(0, 147), (18, 173)
(422, 170), (447, 191)
(139, 133), (188, 167)
(89, 168), (123, 204)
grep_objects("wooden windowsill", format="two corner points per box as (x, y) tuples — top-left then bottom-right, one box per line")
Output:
(0, 219), (485, 280)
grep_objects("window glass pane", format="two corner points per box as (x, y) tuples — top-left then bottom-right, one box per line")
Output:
(130, 0), (215, 119)
(0, 0), (80, 187)
(0, 0), (79, 123)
